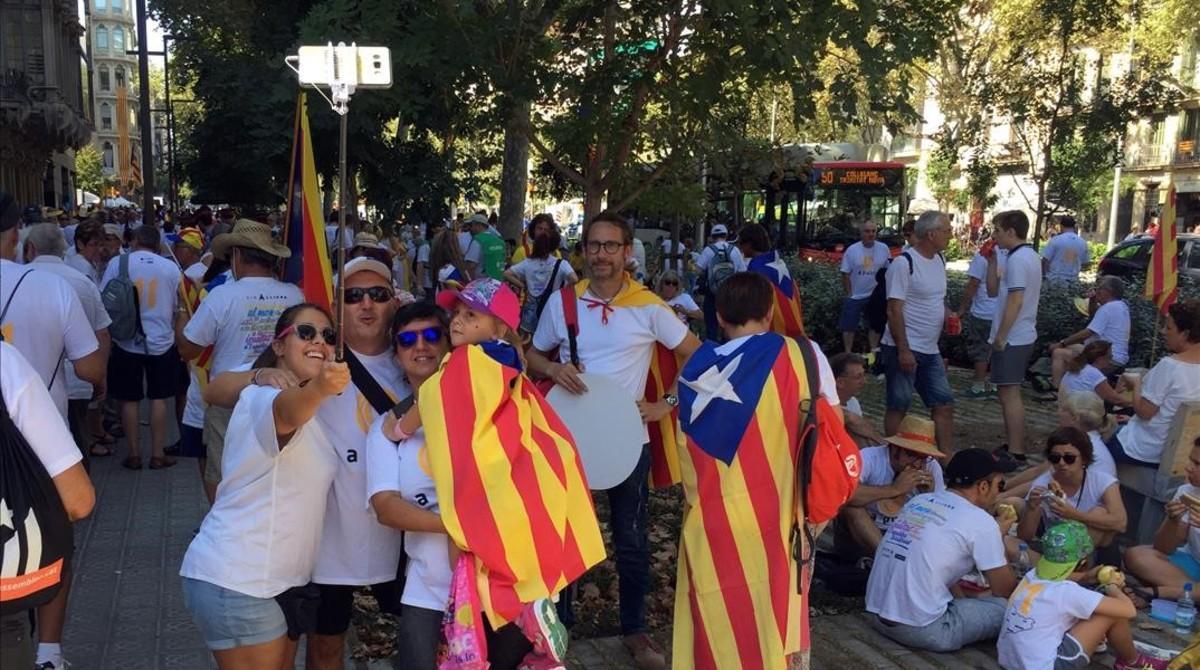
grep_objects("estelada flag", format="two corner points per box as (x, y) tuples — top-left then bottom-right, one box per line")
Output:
(674, 332), (812, 669)
(419, 344), (605, 626)
(281, 92), (333, 309)
(572, 276), (684, 488)
(1146, 180), (1178, 314)
(177, 270), (228, 395)
(748, 250), (805, 337)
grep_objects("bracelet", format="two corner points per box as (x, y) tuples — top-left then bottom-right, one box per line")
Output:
(251, 369), (263, 386)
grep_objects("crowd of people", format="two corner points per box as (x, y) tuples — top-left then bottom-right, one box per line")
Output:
(2, 188), (1200, 670)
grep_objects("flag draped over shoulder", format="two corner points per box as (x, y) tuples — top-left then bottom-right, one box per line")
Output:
(1146, 180), (1178, 314)
(673, 332), (811, 670)
(419, 345), (605, 627)
(281, 93), (333, 309)
(178, 277), (215, 391)
(748, 250), (805, 337)
(572, 277), (684, 488)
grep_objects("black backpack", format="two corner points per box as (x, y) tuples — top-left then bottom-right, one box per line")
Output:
(865, 251), (944, 334)
(0, 386), (74, 614)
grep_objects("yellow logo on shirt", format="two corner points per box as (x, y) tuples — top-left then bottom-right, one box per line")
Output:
(1009, 581), (1046, 616)
(862, 256), (875, 270)
(134, 279), (158, 309)
(418, 445), (432, 477)
(0, 323), (12, 343)
(355, 389), (398, 433)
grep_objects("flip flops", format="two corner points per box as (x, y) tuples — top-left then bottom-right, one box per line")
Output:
(122, 456), (142, 470)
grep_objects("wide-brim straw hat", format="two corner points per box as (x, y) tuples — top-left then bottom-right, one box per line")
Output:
(883, 415), (946, 460)
(211, 218), (291, 260)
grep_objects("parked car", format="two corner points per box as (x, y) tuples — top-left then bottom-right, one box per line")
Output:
(1097, 233), (1200, 281)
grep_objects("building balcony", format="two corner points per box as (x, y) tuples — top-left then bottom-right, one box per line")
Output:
(1179, 140), (1200, 167)
(1127, 146), (1171, 168)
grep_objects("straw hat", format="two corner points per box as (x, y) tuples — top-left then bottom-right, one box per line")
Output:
(883, 416), (946, 460)
(211, 219), (291, 260)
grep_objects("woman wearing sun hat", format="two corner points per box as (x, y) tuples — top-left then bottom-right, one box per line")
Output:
(997, 521), (1167, 670)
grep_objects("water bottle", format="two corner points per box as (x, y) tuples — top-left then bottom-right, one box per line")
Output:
(1176, 583), (1196, 635)
(1014, 542), (1032, 577)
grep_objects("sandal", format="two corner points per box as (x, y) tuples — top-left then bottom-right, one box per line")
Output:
(149, 457), (177, 470)
(122, 456), (143, 470)
(89, 443), (113, 457)
(90, 432), (116, 446)
(1123, 584), (1157, 610)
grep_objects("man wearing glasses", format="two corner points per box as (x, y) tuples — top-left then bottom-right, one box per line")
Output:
(529, 212), (702, 670)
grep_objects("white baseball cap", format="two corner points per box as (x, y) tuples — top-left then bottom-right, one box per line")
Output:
(711, 224), (729, 236)
(334, 256), (392, 287)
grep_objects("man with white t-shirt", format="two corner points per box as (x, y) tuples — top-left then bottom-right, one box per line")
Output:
(100, 225), (183, 470)
(1041, 215), (1090, 283)
(24, 224), (113, 463)
(1050, 275), (1131, 385)
(866, 448), (1018, 653)
(880, 210), (955, 454)
(831, 352), (884, 446)
(954, 248), (1001, 399)
(529, 212), (703, 670)
(986, 210), (1042, 461)
(203, 257), (406, 670)
(839, 220), (892, 355)
(178, 219), (303, 492)
(694, 224), (747, 341)
(65, 220), (105, 286)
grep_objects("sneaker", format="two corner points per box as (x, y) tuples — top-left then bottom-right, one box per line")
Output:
(622, 633), (667, 670)
(1114, 653), (1169, 670)
(517, 598), (568, 662)
(36, 661), (69, 670)
(963, 385), (991, 400)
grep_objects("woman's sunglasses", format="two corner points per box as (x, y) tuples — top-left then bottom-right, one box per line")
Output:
(662, 280), (679, 287)
(277, 323), (337, 345)
(345, 286), (394, 304)
(395, 327), (444, 349)
(1047, 452), (1078, 465)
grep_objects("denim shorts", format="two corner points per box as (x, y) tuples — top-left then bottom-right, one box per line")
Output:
(182, 577), (288, 651)
(880, 345), (955, 411)
(872, 596), (1006, 653)
(839, 297), (871, 332)
(1170, 548), (1200, 581)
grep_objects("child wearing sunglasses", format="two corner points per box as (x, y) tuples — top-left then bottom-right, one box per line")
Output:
(1019, 427), (1125, 551)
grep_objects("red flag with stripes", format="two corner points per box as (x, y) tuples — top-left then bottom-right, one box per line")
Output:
(1145, 181), (1178, 314)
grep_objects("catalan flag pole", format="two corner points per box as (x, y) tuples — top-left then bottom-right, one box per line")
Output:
(280, 92), (334, 311)
(1145, 178), (1178, 363)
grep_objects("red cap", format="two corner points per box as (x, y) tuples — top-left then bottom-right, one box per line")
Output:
(436, 277), (519, 331)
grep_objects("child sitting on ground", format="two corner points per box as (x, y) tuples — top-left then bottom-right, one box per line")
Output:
(997, 520), (1166, 670)
(382, 277), (569, 669)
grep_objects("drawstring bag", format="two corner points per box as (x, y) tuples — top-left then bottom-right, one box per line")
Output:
(0, 387), (74, 615)
(438, 553), (489, 670)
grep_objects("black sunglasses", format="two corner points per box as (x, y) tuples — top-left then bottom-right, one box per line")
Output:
(1047, 453), (1078, 465)
(278, 323), (337, 345)
(662, 280), (679, 286)
(396, 327), (444, 349)
(345, 286), (394, 304)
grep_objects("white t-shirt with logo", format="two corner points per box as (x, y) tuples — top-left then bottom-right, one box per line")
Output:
(182, 276), (304, 376)
(312, 349), (410, 586)
(997, 574), (1104, 670)
(510, 257), (576, 299)
(1060, 365), (1106, 396)
(365, 418), (451, 611)
(0, 259), (100, 418)
(100, 250), (181, 355)
(1040, 231), (1090, 282)
(989, 245), (1041, 347)
(1, 342), (83, 478)
(1118, 357), (1200, 463)
(840, 241), (892, 300)
(1173, 484), (1200, 562)
(532, 285), (690, 443)
(857, 445), (945, 530)
(180, 384), (340, 598)
(1085, 300), (1131, 366)
(30, 256), (112, 401)
(966, 252), (999, 321)
(1025, 469), (1119, 527)
(881, 251), (947, 355)
(865, 490), (1008, 626)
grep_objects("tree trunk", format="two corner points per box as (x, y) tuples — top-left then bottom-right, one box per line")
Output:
(583, 184), (605, 222)
(498, 99), (532, 242)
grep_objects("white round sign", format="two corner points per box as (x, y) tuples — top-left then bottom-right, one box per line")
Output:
(546, 373), (645, 490)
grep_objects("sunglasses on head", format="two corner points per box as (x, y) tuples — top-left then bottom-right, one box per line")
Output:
(345, 286), (394, 304)
(277, 323), (337, 345)
(1047, 452), (1078, 465)
(395, 327), (444, 349)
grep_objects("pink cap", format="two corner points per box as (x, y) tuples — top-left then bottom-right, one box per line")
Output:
(436, 277), (520, 331)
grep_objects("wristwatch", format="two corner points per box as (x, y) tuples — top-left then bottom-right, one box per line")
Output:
(663, 393), (679, 408)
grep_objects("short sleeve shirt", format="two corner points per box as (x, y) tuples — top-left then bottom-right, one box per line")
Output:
(1118, 357), (1200, 463)
(1059, 364), (1107, 396)
(997, 575), (1104, 670)
(510, 257), (576, 299)
(1025, 469), (1119, 527)
(1085, 300), (1131, 366)
(1174, 484), (1200, 562)
(1041, 231), (1090, 282)
(100, 250), (181, 355)
(29, 256), (113, 401)
(966, 252), (999, 321)
(183, 277), (304, 376)
(857, 445), (945, 530)
(840, 241), (892, 300)
(989, 245), (1041, 347)
(0, 342), (83, 477)
(880, 251), (947, 355)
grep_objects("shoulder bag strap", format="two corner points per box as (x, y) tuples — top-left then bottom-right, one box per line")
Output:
(343, 348), (395, 416)
(561, 285), (579, 367)
(532, 259), (564, 321)
(791, 335), (821, 594)
(0, 270), (35, 330)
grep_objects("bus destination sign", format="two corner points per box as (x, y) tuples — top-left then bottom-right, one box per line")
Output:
(818, 167), (903, 189)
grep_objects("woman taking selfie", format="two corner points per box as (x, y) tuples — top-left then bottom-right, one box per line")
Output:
(180, 303), (350, 669)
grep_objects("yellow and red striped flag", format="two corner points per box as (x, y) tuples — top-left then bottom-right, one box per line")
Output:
(673, 333), (812, 669)
(419, 344), (605, 626)
(1146, 181), (1178, 314)
(116, 82), (131, 187)
(281, 93), (333, 309)
(748, 250), (806, 338)
(130, 155), (142, 186)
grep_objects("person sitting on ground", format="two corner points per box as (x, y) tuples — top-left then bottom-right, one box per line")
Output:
(837, 415), (946, 560)
(1009, 391), (1121, 501)
(1125, 437), (1200, 606)
(830, 352), (885, 446)
(654, 269), (700, 325)
(997, 521), (1167, 670)
(1106, 299), (1200, 468)
(1049, 275), (1131, 385)
(1058, 341), (1126, 407)
(1018, 427), (1126, 550)
(865, 448), (1018, 653)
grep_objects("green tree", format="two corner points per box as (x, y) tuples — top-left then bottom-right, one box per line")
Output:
(75, 145), (104, 196)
